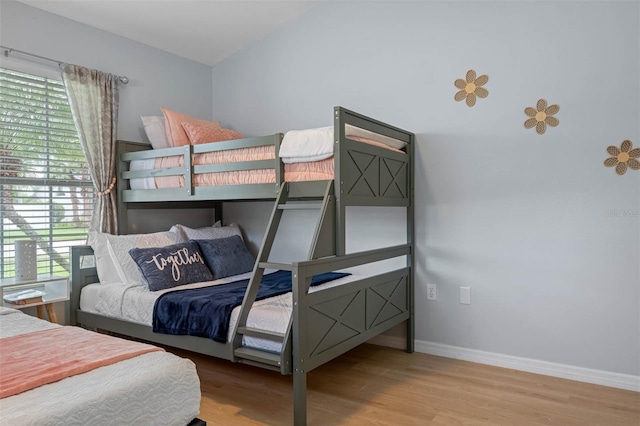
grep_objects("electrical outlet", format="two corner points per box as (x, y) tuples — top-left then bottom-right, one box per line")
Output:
(427, 284), (437, 300)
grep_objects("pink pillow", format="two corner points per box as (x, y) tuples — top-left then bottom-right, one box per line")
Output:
(161, 107), (220, 147)
(181, 121), (244, 145)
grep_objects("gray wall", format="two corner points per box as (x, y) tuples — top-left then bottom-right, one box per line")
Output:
(3, 0), (638, 377)
(213, 1), (640, 376)
(0, 0), (216, 232)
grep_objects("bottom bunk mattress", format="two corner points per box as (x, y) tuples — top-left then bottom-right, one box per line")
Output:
(0, 306), (201, 426)
(80, 270), (361, 353)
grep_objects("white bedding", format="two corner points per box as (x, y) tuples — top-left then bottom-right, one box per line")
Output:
(80, 270), (361, 353)
(0, 307), (201, 426)
(279, 124), (407, 163)
(129, 158), (156, 189)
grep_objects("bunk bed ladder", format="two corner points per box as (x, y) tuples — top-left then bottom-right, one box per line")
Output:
(232, 181), (335, 372)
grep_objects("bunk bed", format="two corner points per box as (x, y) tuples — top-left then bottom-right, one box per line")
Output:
(70, 106), (415, 425)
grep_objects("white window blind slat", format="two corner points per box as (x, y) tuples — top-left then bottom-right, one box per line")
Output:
(1, 67), (92, 279)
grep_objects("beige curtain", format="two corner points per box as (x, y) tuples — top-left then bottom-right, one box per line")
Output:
(62, 64), (119, 234)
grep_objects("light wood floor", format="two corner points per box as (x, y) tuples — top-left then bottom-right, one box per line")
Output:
(168, 344), (640, 426)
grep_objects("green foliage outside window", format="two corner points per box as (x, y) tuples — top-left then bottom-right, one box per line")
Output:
(0, 67), (92, 278)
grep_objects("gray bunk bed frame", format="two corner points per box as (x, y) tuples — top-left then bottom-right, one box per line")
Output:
(70, 107), (415, 425)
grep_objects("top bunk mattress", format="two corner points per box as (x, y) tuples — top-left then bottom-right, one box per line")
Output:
(129, 147), (336, 190)
(128, 126), (407, 190)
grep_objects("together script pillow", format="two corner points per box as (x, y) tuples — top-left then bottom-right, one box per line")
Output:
(196, 236), (255, 279)
(129, 241), (213, 291)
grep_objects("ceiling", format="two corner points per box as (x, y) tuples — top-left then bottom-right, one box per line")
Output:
(17, 1), (319, 67)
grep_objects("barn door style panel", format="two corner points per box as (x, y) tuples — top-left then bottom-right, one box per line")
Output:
(340, 142), (410, 205)
(303, 270), (410, 369)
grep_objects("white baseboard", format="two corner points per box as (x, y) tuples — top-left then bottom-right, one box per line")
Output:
(368, 337), (639, 392)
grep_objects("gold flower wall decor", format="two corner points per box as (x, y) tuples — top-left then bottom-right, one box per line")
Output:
(454, 70), (489, 107)
(604, 140), (640, 175)
(524, 99), (559, 135)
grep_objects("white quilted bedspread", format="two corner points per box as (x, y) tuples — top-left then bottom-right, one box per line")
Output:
(0, 308), (201, 426)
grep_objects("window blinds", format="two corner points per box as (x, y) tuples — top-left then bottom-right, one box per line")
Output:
(0, 67), (92, 279)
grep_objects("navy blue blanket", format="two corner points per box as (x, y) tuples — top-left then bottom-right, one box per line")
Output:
(152, 270), (350, 343)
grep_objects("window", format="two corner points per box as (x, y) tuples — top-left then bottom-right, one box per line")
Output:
(0, 67), (92, 279)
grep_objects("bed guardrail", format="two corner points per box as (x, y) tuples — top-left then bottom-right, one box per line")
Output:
(118, 133), (284, 203)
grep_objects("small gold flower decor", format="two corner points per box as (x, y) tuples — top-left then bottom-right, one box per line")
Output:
(454, 70), (489, 107)
(524, 99), (559, 135)
(604, 140), (640, 175)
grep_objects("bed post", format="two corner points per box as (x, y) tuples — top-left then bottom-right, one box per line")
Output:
(292, 264), (310, 425)
(274, 132), (284, 189)
(69, 245), (98, 326)
(213, 201), (223, 224)
(116, 140), (156, 234)
(407, 132), (415, 353)
(293, 369), (307, 425)
(334, 107), (346, 256)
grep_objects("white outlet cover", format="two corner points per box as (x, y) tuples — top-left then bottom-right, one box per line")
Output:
(427, 284), (437, 300)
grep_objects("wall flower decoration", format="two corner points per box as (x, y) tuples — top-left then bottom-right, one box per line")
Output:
(604, 140), (640, 175)
(454, 70), (489, 107)
(524, 99), (559, 135)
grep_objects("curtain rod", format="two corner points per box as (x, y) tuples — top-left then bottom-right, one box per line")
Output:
(1, 45), (129, 84)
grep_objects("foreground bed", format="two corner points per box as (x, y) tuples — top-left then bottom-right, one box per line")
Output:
(71, 106), (415, 425)
(0, 307), (202, 426)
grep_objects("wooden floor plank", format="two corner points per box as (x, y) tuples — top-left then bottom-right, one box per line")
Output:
(167, 344), (640, 426)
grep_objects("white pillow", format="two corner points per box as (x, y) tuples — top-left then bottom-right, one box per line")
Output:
(106, 231), (181, 286)
(87, 232), (122, 285)
(141, 115), (170, 149)
(170, 223), (241, 242)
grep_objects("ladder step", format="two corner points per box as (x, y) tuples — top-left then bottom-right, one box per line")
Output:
(234, 347), (281, 367)
(258, 262), (292, 270)
(278, 202), (323, 210)
(237, 326), (285, 342)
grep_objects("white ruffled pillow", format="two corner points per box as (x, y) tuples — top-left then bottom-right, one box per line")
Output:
(88, 232), (123, 285)
(106, 231), (182, 287)
(141, 115), (170, 149)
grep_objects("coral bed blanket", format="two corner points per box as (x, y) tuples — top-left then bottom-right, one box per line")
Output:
(0, 326), (163, 398)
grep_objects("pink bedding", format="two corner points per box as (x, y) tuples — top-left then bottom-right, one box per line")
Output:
(0, 326), (163, 398)
(154, 145), (276, 188)
(146, 136), (404, 189)
(285, 157), (334, 182)
(150, 145), (333, 188)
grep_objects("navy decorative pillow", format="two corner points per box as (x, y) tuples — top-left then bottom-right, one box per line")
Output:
(195, 236), (255, 279)
(129, 241), (213, 291)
